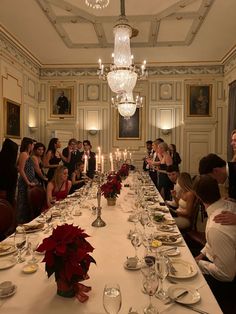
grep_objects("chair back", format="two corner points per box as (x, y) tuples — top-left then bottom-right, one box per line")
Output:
(27, 186), (46, 219)
(0, 199), (15, 240)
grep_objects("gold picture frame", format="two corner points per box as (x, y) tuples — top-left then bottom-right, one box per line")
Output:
(187, 84), (212, 117)
(4, 98), (21, 138)
(117, 108), (141, 139)
(50, 86), (74, 119)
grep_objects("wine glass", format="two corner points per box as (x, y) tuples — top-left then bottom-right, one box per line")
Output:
(155, 255), (169, 300)
(103, 283), (122, 314)
(142, 271), (159, 314)
(130, 230), (142, 260)
(14, 227), (27, 263)
(139, 210), (150, 233)
(28, 234), (39, 263)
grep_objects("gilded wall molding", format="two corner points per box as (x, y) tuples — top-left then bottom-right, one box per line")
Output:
(40, 65), (223, 78)
(224, 51), (236, 74)
(0, 33), (40, 76)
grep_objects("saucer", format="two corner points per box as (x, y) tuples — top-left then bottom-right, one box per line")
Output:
(0, 285), (17, 298)
(124, 261), (141, 271)
(22, 263), (38, 274)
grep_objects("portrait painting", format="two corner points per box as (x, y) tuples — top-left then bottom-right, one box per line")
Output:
(50, 86), (74, 118)
(4, 98), (21, 138)
(187, 85), (212, 117)
(118, 108), (141, 139)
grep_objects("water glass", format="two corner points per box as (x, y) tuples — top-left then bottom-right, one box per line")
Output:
(142, 272), (159, 314)
(14, 227), (26, 263)
(155, 255), (168, 300)
(130, 230), (142, 259)
(103, 283), (122, 314)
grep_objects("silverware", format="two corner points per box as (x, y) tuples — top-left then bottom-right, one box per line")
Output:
(165, 290), (189, 304)
(174, 302), (210, 314)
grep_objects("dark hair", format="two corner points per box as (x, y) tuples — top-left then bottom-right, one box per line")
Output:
(33, 142), (46, 152)
(20, 137), (34, 152)
(68, 138), (77, 145)
(193, 175), (221, 204)
(0, 138), (18, 165)
(166, 164), (179, 173)
(46, 138), (58, 154)
(169, 144), (176, 152)
(199, 154), (226, 175)
(83, 140), (91, 146)
(156, 138), (164, 143)
(146, 140), (153, 145)
(76, 161), (84, 169)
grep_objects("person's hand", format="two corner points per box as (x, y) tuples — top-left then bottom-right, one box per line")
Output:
(195, 253), (205, 263)
(214, 211), (236, 225)
(170, 190), (176, 197)
(28, 182), (36, 188)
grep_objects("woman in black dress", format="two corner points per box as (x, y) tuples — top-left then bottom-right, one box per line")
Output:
(169, 144), (181, 169)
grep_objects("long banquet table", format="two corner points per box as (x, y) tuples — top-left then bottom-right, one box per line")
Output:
(0, 173), (222, 314)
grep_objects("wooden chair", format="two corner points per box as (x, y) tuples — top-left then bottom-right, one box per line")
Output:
(183, 200), (207, 256)
(0, 199), (16, 240)
(27, 186), (46, 219)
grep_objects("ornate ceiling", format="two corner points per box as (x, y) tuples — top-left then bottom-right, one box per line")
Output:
(0, 0), (236, 66)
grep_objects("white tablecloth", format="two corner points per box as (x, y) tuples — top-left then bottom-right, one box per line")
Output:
(0, 175), (222, 314)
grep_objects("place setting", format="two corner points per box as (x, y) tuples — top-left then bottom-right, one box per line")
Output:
(0, 281), (17, 299)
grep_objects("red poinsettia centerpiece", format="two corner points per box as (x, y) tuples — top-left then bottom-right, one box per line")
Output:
(101, 177), (122, 199)
(37, 224), (96, 301)
(117, 163), (129, 178)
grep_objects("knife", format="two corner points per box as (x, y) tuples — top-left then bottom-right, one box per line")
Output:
(174, 302), (210, 314)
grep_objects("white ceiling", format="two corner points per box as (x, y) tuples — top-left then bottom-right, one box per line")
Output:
(0, 0), (236, 66)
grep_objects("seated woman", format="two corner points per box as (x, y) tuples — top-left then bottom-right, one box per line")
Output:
(46, 165), (72, 209)
(170, 172), (196, 230)
(70, 161), (89, 193)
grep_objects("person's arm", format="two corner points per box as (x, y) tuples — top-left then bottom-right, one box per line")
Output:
(32, 156), (48, 181)
(198, 228), (236, 281)
(176, 192), (195, 218)
(71, 172), (84, 186)
(67, 180), (72, 195)
(214, 211), (236, 225)
(59, 147), (71, 163)
(46, 182), (54, 208)
(43, 151), (57, 168)
(165, 153), (173, 166)
(18, 153), (35, 187)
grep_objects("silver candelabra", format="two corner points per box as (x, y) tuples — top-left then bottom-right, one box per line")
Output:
(91, 168), (106, 228)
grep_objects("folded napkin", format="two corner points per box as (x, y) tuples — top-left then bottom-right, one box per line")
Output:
(23, 222), (44, 231)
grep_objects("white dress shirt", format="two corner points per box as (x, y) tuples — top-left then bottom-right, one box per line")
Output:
(199, 199), (236, 282)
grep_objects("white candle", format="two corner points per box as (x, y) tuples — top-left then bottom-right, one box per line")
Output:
(129, 152), (132, 159)
(110, 153), (114, 172)
(101, 155), (104, 173)
(83, 155), (88, 173)
(98, 58), (102, 69)
(95, 155), (98, 172)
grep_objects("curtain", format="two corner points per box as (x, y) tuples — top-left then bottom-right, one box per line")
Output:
(227, 80), (236, 160)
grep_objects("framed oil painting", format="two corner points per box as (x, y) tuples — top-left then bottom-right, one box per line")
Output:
(4, 98), (21, 138)
(50, 86), (74, 118)
(187, 85), (212, 117)
(117, 108), (141, 139)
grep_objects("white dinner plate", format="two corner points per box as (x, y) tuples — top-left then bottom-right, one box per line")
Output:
(0, 285), (17, 298)
(124, 261), (141, 271)
(168, 259), (198, 279)
(0, 257), (17, 270)
(168, 284), (201, 304)
(0, 243), (16, 257)
(154, 234), (182, 245)
(159, 246), (180, 257)
(22, 223), (44, 233)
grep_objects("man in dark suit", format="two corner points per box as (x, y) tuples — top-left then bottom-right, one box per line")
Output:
(62, 138), (81, 179)
(81, 140), (96, 179)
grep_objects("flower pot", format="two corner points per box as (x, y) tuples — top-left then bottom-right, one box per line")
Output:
(106, 197), (116, 206)
(56, 279), (75, 298)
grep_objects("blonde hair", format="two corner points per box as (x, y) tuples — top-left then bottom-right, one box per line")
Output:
(158, 142), (169, 152)
(177, 172), (193, 192)
(52, 165), (68, 189)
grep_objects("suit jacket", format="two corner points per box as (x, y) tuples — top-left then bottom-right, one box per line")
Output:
(62, 147), (81, 179)
(79, 151), (96, 179)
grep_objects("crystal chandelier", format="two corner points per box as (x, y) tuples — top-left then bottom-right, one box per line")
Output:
(85, 0), (109, 10)
(112, 92), (143, 120)
(98, 0), (147, 100)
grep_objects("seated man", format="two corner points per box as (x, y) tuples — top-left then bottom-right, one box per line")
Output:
(193, 175), (236, 314)
(166, 165), (180, 209)
(199, 153), (236, 225)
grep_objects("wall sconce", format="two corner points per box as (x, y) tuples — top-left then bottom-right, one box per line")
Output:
(29, 126), (38, 133)
(88, 129), (98, 135)
(161, 128), (171, 135)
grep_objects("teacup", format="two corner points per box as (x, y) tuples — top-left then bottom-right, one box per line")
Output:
(0, 281), (14, 296)
(126, 257), (138, 268)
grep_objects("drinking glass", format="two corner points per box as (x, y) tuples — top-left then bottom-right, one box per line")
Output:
(28, 234), (39, 263)
(139, 211), (150, 233)
(142, 272), (159, 314)
(14, 227), (27, 263)
(155, 255), (168, 300)
(103, 283), (122, 314)
(141, 256), (156, 280)
(130, 230), (142, 259)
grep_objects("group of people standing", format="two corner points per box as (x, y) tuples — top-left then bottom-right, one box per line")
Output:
(0, 137), (96, 225)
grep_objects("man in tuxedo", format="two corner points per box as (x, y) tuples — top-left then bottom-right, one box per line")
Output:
(81, 140), (96, 179)
(143, 140), (153, 171)
(62, 138), (80, 179)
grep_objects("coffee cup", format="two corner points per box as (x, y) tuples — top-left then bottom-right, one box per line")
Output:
(126, 257), (138, 268)
(0, 281), (14, 296)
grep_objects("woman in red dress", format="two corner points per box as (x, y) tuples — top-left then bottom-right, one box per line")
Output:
(46, 165), (72, 208)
